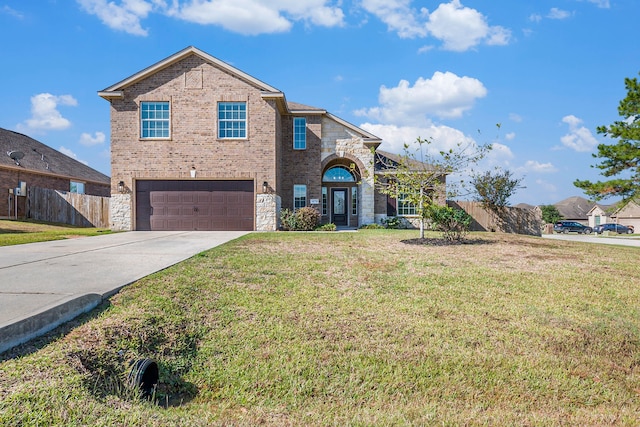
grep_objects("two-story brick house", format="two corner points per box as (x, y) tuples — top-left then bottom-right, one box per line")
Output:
(99, 46), (392, 231)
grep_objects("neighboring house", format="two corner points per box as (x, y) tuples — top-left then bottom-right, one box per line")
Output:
(99, 46), (433, 231)
(587, 204), (615, 229)
(611, 200), (640, 231)
(553, 196), (594, 225)
(0, 128), (110, 219)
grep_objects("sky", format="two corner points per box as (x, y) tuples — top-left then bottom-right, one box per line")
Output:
(0, 0), (638, 206)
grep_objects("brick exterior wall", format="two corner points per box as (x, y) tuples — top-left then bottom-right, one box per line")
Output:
(108, 55), (279, 230)
(280, 114), (322, 212)
(0, 168), (109, 219)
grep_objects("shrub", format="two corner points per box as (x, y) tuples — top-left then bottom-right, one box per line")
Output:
(280, 207), (321, 231)
(280, 208), (298, 231)
(382, 216), (401, 229)
(428, 204), (471, 241)
(316, 223), (337, 231)
(295, 207), (321, 231)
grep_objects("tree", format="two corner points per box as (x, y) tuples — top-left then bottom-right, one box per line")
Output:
(375, 136), (491, 239)
(470, 168), (525, 213)
(540, 204), (563, 224)
(574, 73), (640, 201)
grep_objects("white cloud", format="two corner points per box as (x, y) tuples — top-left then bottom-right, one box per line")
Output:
(560, 115), (599, 152)
(79, 131), (106, 146)
(535, 179), (557, 193)
(426, 0), (511, 51)
(1, 5), (24, 19)
(355, 71), (487, 125)
(547, 8), (572, 20)
(529, 14), (542, 23)
(360, 0), (510, 51)
(76, 0), (153, 36)
(360, 0), (428, 38)
(78, 0), (344, 36)
(18, 93), (78, 132)
(59, 146), (89, 165)
(520, 160), (558, 174)
(583, 0), (610, 8)
(509, 113), (523, 123)
(505, 132), (516, 141)
(360, 122), (475, 156)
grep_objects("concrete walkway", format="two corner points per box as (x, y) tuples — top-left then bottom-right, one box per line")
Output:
(0, 231), (248, 354)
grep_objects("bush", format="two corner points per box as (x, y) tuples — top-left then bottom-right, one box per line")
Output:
(280, 209), (298, 231)
(280, 207), (321, 231)
(382, 216), (401, 229)
(428, 204), (471, 241)
(316, 223), (337, 231)
(296, 207), (321, 231)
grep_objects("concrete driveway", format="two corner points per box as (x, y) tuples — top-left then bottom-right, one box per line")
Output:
(0, 231), (248, 354)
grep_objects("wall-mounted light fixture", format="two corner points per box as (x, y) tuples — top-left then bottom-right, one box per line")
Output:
(262, 181), (268, 193)
(118, 181), (125, 193)
(190, 167), (197, 178)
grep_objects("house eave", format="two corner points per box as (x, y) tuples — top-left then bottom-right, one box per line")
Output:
(98, 91), (124, 100)
(0, 164), (110, 186)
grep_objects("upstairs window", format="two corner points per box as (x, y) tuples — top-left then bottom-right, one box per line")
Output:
(141, 101), (170, 138)
(293, 117), (306, 150)
(218, 102), (247, 139)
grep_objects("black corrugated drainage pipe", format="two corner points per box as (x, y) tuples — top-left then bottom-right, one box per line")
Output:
(128, 358), (159, 398)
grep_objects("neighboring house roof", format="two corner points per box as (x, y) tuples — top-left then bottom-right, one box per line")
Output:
(515, 203), (537, 210)
(0, 128), (110, 184)
(553, 196), (595, 220)
(612, 200), (640, 218)
(374, 150), (438, 173)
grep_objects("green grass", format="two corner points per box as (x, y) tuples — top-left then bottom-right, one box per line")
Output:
(1, 230), (639, 425)
(0, 220), (112, 246)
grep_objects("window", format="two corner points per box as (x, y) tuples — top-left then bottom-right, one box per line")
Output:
(141, 102), (170, 138)
(397, 192), (416, 216)
(294, 185), (307, 210)
(218, 102), (247, 138)
(322, 187), (327, 215)
(351, 187), (358, 215)
(70, 181), (85, 194)
(322, 166), (356, 182)
(293, 117), (306, 150)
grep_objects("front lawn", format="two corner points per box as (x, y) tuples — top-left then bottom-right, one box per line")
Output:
(0, 220), (111, 246)
(1, 230), (638, 425)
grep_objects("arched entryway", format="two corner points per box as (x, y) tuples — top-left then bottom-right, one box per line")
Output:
(322, 162), (361, 227)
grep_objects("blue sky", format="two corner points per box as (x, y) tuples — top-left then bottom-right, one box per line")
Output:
(0, 0), (637, 206)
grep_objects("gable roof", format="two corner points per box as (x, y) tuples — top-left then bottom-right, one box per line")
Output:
(99, 46), (282, 99)
(553, 196), (594, 219)
(0, 128), (110, 184)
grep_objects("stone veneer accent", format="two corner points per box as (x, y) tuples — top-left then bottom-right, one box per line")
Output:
(321, 117), (375, 225)
(110, 193), (132, 231)
(256, 193), (281, 231)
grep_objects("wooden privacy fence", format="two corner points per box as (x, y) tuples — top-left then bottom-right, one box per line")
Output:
(27, 187), (110, 228)
(448, 201), (542, 236)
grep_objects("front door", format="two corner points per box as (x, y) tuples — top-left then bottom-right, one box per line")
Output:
(331, 188), (348, 226)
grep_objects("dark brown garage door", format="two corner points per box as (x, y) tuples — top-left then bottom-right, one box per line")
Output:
(135, 180), (254, 231)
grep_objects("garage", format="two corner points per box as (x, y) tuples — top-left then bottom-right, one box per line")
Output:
(135, 180), (254, 231)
